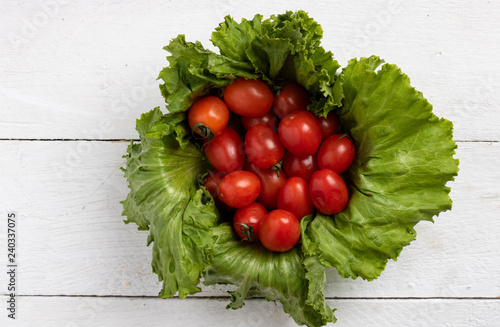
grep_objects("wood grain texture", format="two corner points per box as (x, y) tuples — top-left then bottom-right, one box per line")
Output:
(1, 1), (499, 326)
(0, 296), (498, 327)
(1, 0), (499, 141)
(0, 141), (498, 299)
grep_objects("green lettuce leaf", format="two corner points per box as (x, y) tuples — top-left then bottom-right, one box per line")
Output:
(145, 111), (191, 148)
(158, 35), (229, 114)
(121, 107), (218, 298)
(157, 11), (342, 117)
(301, 56), (459, 280)
(204, 224), (336, 326)
(211, 11), (342, 112)
(211, 14), (265, 63)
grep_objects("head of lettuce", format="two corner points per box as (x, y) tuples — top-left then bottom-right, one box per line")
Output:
(121, 11), (459, 327)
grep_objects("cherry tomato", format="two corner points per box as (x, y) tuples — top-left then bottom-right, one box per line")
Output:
(278, 110), (322, 157)
(217, 170), (261, 208)
(204, 127), (245, 174)
(188, 96), (229, 138)
(245, 124), (285, 169)
(259, 209), (301, 252)
(223, 78), (273, 117)
(282, 151), (318, 182)
(244, 162), (287, 210)
(233, 202), (267, 242)
(241, 111), (279, 130)
(277, 177), (315, 221)
(273, 83), (310, 119)
(309, 169), (349, 215)
(317, 112), (341, 141)
(317, 134), (356, 174)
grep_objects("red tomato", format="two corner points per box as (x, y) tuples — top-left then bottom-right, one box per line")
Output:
(278, 110), (322, 157)
(317, 112), (341, 141)
(188, 96), (229, 138)
(244, 162), (287, 210)
(309, 169), (349, 215)
(204, 127), (245, 174)
(245, 124), (284, 169)
(223, 78), (273, 117)
(273, 83), (310, 119)
(277, 177), (315, 221)
(217, 170), (261, 208)
(233, 202), (267, 242)
(241, 111), (279, 130)
(317, 134), (356, 174)
(260, 209), (301, 252)
(282, 151), (318, 182)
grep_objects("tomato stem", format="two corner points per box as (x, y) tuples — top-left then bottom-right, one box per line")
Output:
(271, 81), (285, 97)
(270, 160), (283, 177)
(192, 122), (215, 142)
(236, 223), (255, 242)
(197, 170), (214, 187)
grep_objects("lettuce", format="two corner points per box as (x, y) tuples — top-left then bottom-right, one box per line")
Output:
(205, 224), (335, 326)
(301, 57), (459, 280)
(121, 108), (217, 298)
(121, 11), (458, 326)
(158, 11), (342, 116)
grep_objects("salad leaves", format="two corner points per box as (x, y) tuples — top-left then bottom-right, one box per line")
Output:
(301, 57), (459, 280)
(121, 11), (459, 326)
(205, 224), (335, 326)
(158, 11), (342, 116)
(122, 108), (217, 298)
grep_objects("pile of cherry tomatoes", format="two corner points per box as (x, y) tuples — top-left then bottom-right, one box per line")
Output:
(189, 78), (355, 253)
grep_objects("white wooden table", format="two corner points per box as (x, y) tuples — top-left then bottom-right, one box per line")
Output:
(1, 1), (499, 326)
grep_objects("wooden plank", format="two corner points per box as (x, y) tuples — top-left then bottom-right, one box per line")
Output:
(0, 140), (498, 299)
(0, 296), (498, 327)
(1, 1), (499, 141)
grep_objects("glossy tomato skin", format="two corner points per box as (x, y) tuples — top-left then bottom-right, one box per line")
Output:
(188, 96), (229, 137)
(317, 112), (341, 141)
(277, 177), (315, 221)
(241, 111), (279, 130)
(244, 162), (287, 210)
(223, 79), (273, 117)
(278, 110), (322, 157)
(260, 209), (301, 252)
(273, 83), (311, 119)
(204, 127), (245, 174)
(309, 169), (349, 215)
(217, 170), (261, 208)
(233, 202), (267, 242)
(282, 151), (318, 182)
(317, 134), (356, 174)
(245, 124), (285, 169)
